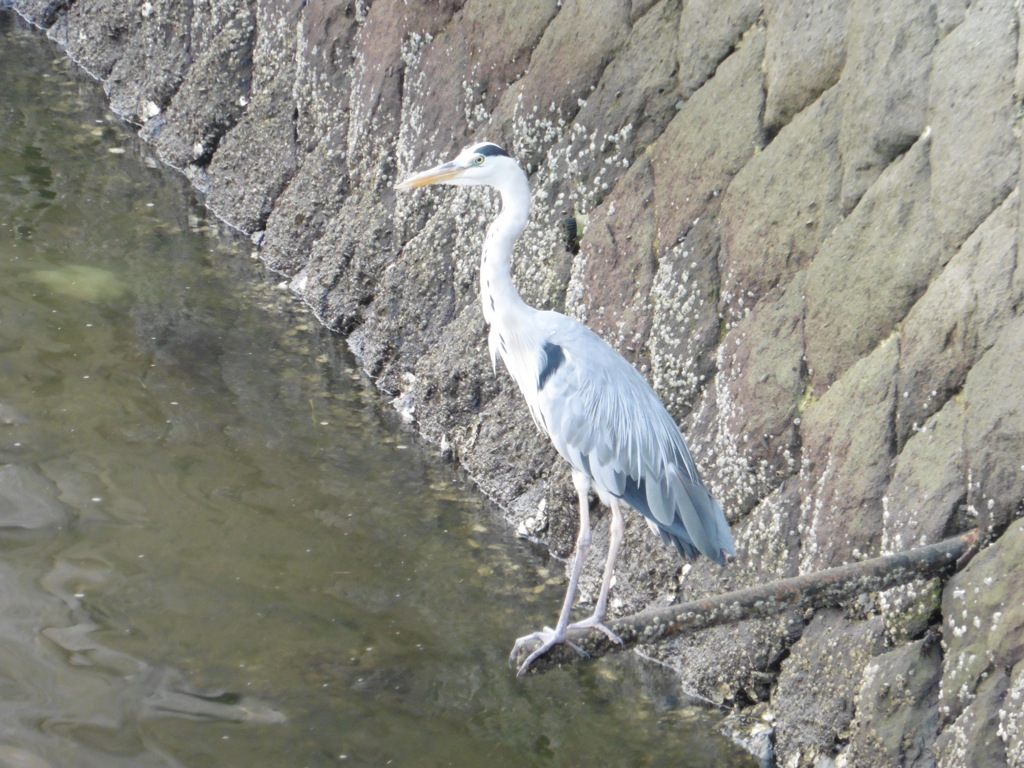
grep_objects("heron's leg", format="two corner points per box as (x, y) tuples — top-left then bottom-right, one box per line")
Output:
(568, 497), (624, 644)
(510, 472), (593, 676)
(551, 473), (594, 635)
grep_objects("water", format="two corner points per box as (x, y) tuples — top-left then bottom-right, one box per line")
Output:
(0, 13), (754, 767)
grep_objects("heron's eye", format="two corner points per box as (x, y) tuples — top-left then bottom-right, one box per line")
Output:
(474, 155), (485, 165)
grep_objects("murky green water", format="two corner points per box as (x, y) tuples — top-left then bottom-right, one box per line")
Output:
(0, 13), (754, 768)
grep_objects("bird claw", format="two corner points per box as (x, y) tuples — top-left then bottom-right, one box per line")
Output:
(509, 626), (589, 677)
(568, 616), (623, 645)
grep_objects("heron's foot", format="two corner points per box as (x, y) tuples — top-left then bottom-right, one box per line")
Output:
(568, 614), (623, 645)
(509, 626), (588, 677)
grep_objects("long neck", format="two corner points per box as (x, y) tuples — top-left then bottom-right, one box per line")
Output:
(480, 171), (531, 326)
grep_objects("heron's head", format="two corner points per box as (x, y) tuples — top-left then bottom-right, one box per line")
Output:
(396, 143), (521, 190)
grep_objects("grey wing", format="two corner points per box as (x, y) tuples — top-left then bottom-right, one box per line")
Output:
(534, 321), (734, 564)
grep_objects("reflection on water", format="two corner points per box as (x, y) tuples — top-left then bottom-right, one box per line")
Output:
(0, 12), (754, 768)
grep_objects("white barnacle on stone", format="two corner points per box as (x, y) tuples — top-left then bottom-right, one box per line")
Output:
(996, 672), (1024, 760)
(991, 611), (1002, 632)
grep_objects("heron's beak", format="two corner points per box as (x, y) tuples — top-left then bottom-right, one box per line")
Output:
(395, 161), (463, 190)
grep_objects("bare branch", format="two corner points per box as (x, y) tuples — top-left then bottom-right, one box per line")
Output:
(513, 529), (980, 675)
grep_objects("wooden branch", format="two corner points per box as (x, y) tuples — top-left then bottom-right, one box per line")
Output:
(512, 528), (980, 675)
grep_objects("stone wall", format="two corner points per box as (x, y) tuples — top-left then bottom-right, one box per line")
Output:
(14, 1), (1024, 765)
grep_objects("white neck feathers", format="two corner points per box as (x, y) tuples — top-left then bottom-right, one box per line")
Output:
(480, 169), (531, 326)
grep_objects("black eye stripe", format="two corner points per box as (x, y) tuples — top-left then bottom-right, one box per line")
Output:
(475, 143), (510, 158)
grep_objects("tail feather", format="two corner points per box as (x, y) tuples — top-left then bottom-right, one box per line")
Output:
(621, 470), (732, 565)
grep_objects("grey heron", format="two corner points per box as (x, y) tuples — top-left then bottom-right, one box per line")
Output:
(397, 142), (735, 676)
